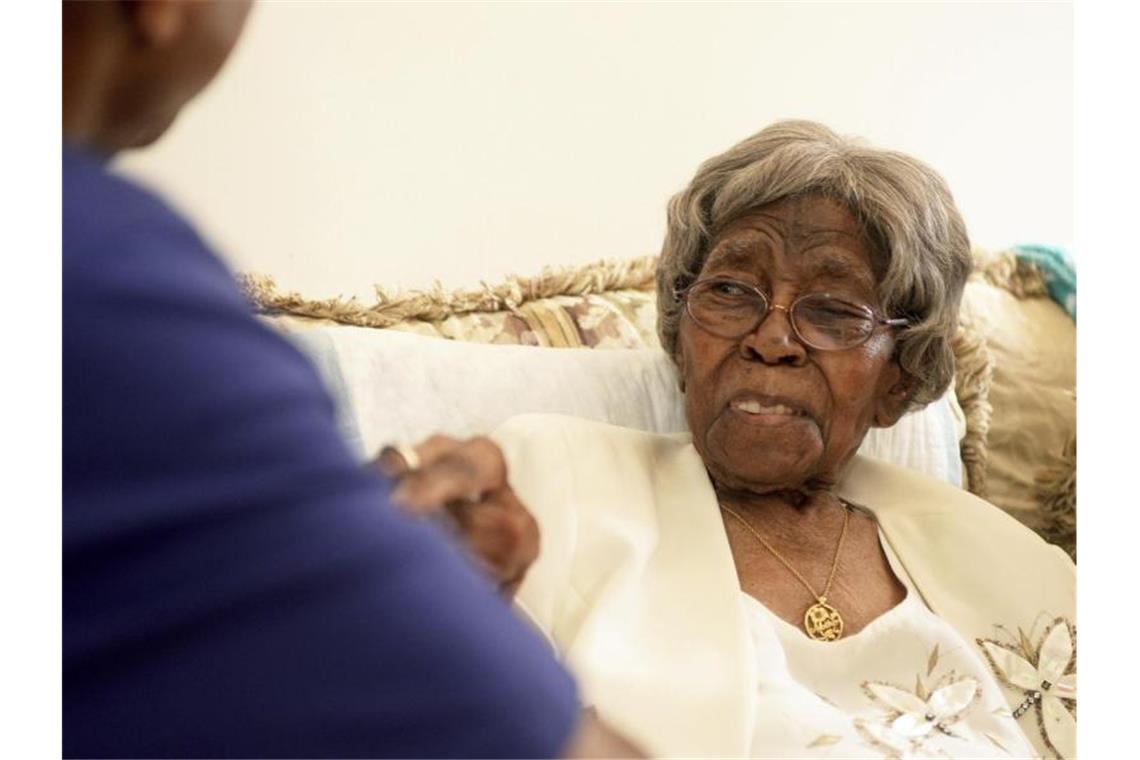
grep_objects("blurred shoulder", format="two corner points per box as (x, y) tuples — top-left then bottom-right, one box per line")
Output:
(63, 147), (205, 261)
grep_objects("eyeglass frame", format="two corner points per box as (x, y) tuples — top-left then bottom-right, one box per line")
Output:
(677, 276), (910, 351)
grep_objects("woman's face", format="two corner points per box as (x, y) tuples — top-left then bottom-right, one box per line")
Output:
(677, 195), (910, 495)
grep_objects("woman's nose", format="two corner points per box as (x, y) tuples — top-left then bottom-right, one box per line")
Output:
(739, 303), (808, 365)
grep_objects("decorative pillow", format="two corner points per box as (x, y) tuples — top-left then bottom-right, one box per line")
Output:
(959, 253), (1076, 555)
(289, 326), (966, 488)
(243, 257), (661, 349)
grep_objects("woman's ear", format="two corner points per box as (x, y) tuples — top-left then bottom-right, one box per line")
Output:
(872, 366), (916, 428)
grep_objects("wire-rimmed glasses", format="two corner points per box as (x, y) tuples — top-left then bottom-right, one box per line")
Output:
(680, 277), (909, 351)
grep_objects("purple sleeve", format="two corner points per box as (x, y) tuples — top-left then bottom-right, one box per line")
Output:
(62, 155), (579, 758)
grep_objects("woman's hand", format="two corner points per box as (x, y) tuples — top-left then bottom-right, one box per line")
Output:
(376, 435), (539, 597)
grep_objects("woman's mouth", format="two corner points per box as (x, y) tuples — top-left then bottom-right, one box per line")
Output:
(728, 396), (814, 426)
(731, 400), (802, 415)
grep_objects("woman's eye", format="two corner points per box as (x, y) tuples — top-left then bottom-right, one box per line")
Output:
(712, 282), (747, 296)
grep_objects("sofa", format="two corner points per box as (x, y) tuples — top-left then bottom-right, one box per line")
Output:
(243, 247), (1076, 558)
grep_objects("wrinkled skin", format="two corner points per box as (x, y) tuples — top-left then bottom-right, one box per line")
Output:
(379, 435), (540, 597)
(676, 194), (913, 500)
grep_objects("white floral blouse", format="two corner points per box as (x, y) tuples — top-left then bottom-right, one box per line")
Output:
(741, 539), (1058, 759)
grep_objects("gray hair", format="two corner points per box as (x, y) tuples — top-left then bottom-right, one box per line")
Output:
(656, 120), (972, 408)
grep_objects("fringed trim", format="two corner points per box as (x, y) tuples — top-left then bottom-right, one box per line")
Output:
(952, 321), (995, 498)
(971, 248), (1050, 299)
(1035, 435), (1076, 560)
(238, 256), (660, 329)
(240, 248), (1046, 328)
(954, 247), (1051, 498)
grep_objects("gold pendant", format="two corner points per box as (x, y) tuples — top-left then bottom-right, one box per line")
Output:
(804, 597), (844, 641)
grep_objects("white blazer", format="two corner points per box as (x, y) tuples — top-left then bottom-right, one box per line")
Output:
(493, 414), (1076, 759)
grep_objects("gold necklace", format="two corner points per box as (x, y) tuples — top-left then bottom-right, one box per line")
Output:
(720, 501), (850, 642)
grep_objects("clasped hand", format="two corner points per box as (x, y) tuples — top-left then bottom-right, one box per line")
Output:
(377, 436), (539, 597)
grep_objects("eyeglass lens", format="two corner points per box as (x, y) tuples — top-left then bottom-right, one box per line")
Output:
(687, 280), (875, 350)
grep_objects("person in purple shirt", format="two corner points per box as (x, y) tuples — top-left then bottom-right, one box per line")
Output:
(62, 2), (637, 757)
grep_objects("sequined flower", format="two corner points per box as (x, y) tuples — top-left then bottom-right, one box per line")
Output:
(857, 674), (981, 758)
(977, 617), (1076, 760)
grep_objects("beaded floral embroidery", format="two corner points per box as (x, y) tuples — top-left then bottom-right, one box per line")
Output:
(977, 617), (1076, 760)
(855, 660), (983, 759)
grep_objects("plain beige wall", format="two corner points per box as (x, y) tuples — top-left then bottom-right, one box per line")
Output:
(118, 1), (1072, 299)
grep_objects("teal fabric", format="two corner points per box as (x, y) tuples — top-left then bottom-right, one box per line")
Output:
(1012, 244), (1076, 320)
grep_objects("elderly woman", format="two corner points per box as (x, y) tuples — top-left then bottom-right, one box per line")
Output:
(386, 121), (1075, 759)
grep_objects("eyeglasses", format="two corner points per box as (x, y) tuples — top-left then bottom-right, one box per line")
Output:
(680, 277), (909, 351)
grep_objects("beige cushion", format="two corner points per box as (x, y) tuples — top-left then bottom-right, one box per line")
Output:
(959, 278), (1075, 535)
